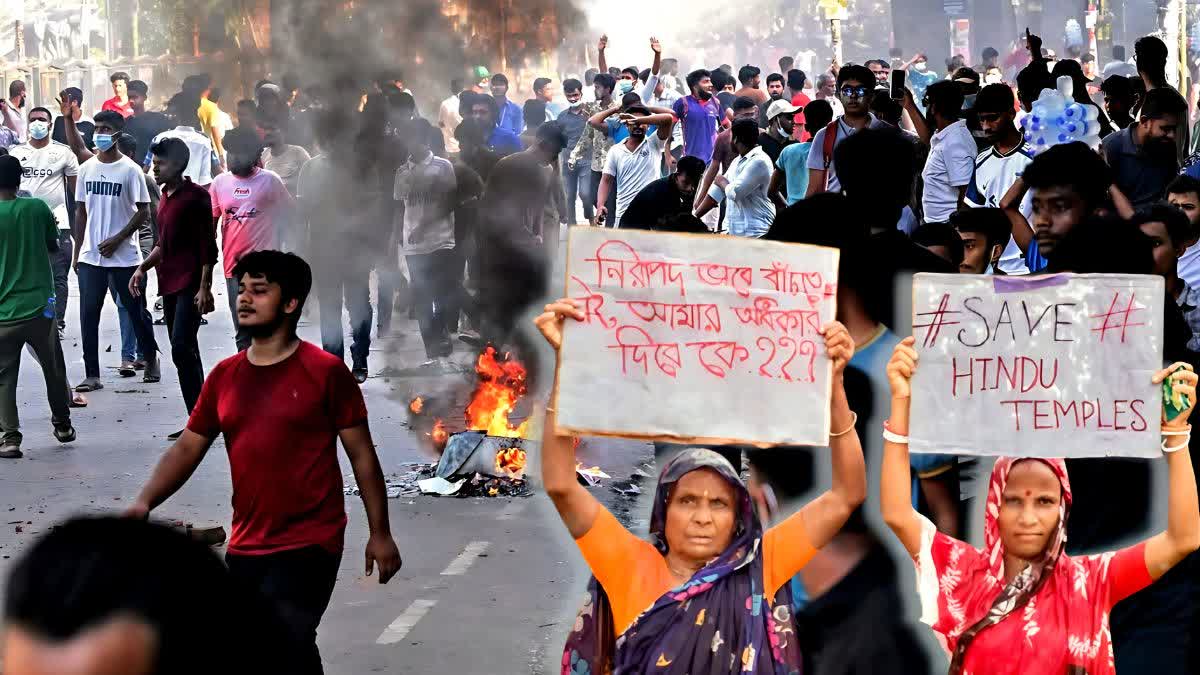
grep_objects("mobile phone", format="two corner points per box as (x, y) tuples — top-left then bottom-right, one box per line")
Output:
(891, 69), (906, 100)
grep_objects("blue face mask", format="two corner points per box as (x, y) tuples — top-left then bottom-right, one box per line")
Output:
(93, 133), (115, 152)
(617, 80), (634, 95)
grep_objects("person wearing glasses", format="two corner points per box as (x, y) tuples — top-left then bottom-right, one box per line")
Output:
(805, 64), (892, 197)
(915, 80), (977, 223)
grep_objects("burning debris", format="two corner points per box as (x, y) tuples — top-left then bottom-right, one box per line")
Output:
(402, 347), (539, 496)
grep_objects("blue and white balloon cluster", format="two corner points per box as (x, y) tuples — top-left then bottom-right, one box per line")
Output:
(1020, 75), (1102, 154)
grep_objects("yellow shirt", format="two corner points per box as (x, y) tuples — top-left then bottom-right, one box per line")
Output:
(197, 97), (221, 143)
(575, 507), (816, 634)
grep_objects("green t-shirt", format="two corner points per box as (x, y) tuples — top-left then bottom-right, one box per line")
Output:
(0, 197), (57, 324)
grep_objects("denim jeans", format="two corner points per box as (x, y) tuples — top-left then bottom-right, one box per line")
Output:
(406, 249), (460, 359)
(162, 288), (205, 414)
(315, 264), (373, 369)
(226, 546), (342, 675)
(49, 230), (72, 329)
(225, 277), (251, 352)
(0, 315), (72, 446)
(562, 161), (595, 224)
(111, 233), (154, 361)
(76, 263), (158, 379)
(591, 170), (617, 227)
(374, 252), (407, 335)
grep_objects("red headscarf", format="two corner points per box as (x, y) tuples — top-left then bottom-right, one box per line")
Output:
(913, 457), (1143, 675)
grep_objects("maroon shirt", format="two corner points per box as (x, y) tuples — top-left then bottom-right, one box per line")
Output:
(156, 178), (216, 296)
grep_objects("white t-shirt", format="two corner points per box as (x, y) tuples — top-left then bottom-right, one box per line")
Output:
(439, 94), (462, 154)
(603, 133), (666, 224)
(394, 154), (457, 256)
(151, 126), (216, 186)
(806, 113), (891, 193)
(921, 119), (976, 223)
(74, 154), (150, 268)
(966, 141), (1035, 275)
(8, 141), (79, 229)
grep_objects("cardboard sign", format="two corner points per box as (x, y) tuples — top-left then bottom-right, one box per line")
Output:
(555, 227), (839, 447)
(910, 273), (1165, 458)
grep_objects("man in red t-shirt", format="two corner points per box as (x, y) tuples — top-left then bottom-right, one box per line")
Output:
(127, 250), (401, 675)
(788, 70), (812, 142)
(100, 72), (134, 118)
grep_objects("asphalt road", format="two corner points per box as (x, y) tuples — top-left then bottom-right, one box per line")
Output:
(0, 261), (656, 675)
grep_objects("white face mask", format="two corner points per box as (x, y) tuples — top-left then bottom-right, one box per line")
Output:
(984, 73), (1003, 85)
(914, 62), (928, 72)
(28, 120), (50, 140)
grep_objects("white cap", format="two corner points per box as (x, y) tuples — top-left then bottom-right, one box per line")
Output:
(766, 98), (801, 120)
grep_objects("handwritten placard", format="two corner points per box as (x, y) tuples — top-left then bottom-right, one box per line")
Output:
(554, 227), (839, 446)
(910, 273), (1165, 458)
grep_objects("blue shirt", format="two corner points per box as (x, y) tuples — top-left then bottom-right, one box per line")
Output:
(1025, 241), (1048, 273)
(496, 99), (524, 137)
(488, 127), (523, 155)
(775, 141), (813, 205)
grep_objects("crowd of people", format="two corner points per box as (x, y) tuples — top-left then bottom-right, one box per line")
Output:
(3, 23), (1200, 675)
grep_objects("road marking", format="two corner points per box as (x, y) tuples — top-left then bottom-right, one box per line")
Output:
(495, 500), (528, 520)
(440, 540), (490, 575)
(376, 598), (437, 645)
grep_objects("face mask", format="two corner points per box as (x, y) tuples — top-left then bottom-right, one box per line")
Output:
(28, 121), (50, 140)
(914, 62), (928, 72)
(984, 262), (994, 275)
(984, 73), (1003, 85)
(617, 80), (634, 95)
(93, 133), (115, 152)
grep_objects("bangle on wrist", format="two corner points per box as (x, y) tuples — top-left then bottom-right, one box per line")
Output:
(1163, 435), (1191, 453)
(1162, 425), (1192, 436)
(883, 420), (909, 445)
(829, 411), (858, 438)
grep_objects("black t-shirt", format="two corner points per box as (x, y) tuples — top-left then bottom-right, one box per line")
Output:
(52, 117), (94, 150)
(619, 176), (688, 230)
(124, 112), (172, 167)
(716, 91), (736, 118)
(758, 131), (793, 165)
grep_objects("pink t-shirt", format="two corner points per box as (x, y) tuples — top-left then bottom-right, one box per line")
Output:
(210, 168), (292, 278)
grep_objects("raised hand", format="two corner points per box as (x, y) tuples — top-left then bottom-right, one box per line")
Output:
(820, 321), (854, 376)
(650, 37), (661, 54)
(598, 34), (608, 52)
(1154, 363), (1198, 430)
(886, 336), (919, 400)
(534, 299), (585, 351)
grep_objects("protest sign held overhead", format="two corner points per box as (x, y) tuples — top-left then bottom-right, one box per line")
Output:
(909, 273), (1165, 459)
(554, 227), (840, 446)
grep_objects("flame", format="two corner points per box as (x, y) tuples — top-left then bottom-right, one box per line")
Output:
(410, 396), (424, 415)
(495, 446), (528, 477)
(430, 419), (448, 452)
(465, 347), (530, 438)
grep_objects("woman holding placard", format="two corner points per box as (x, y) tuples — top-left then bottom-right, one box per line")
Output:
(533, 298), (867, 674)
(880, 336), (1200, 675)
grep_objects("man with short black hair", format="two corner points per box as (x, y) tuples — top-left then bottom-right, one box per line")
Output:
(558, 78), (593, 224)
(919, 80), (976, 223)
(695, 118), (775, 237)
(806, 65), (890, 196)
(1101, 75), (1137, 130)
(129, 137), (215, 435)
(128, 249), (402, 675)
(124, 80), (172, 166)
(757, 72), (788, 129)
(865, 59), (890, 86)
(467, 94), (522, 156)
(734, 64), (768, 105)
(52, 87), (95, 151)
(771, 99), (834, 208)
(950, 208), (1011, 274)
(0, 154), (76, 458)
(1168, 175), (1200, 291)
(966, 83), (1033, 274)
(209, 127), (292, 351)
(594, 104), (675, 226)
(72, 110), (159, 392)
(490, 73), (524, 137)
(620, 155), (705, 230)
(567, 73), (618, 217)
(1106, 87), (1187, 207)
(102, 71), (134, 118)
(9, 106), (79, 333)
(673, 69), (722, 163)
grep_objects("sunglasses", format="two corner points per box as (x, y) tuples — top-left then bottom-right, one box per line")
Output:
(840, 86), (869, 99)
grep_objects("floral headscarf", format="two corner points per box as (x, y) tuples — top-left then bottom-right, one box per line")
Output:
(563, 448), (802, 674)
(915, 457), (1128, 675)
